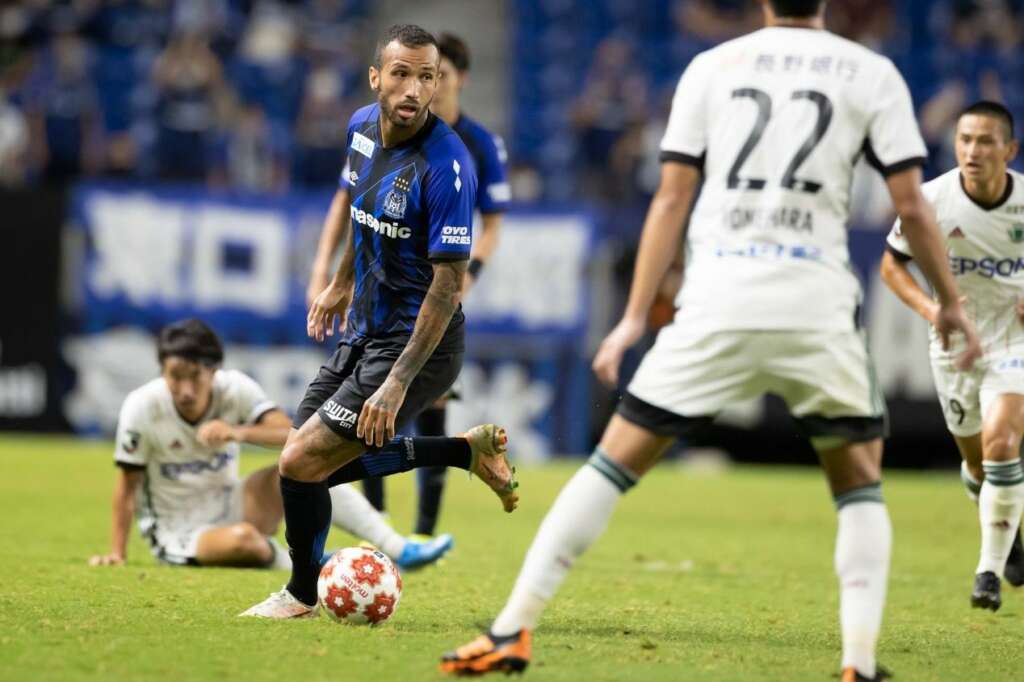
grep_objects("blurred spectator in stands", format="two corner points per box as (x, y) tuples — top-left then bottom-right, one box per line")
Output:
(209, 102), (289, 193)
(82, 0), (170, 177)
(0, 92), (29, 186)
(151, 30), (225, 181)
(673, 0), (760, 45)
(0, 4), (36, 186)
(921, 0), (1022, 173)
(229, 6), (305, 131)
(570, 37), (649, 202)
(24, 16), (102, 184)
(827, 0), (896, 49)
(292, 65), (352, 187)
(300, 0), (369, 96)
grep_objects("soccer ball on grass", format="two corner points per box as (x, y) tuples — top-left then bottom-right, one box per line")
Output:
(318, 547), (403, 625)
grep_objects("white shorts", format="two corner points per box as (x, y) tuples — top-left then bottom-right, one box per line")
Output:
(623, 327), (886, 443)
(145, 485), (243, 566)
(931, 349), (1024, 437)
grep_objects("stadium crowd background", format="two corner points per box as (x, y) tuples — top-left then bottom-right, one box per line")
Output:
(3, 0), (1022, 200)
(2, 0), (1023, 466)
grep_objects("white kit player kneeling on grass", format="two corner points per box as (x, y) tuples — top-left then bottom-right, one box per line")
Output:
(88, 319), (453, 572)
(880, 100), (1024, 612)
(440, 1), (981, 680)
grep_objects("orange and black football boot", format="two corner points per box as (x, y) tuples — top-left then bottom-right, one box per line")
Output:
(439, 630), (531, 675)
(840, 664), (891, 681)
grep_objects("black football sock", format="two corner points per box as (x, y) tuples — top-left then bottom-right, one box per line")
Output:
(415, 466), (448, 536)
(281, 476), (331, 606)
(362, 476), (385, 512)
(414, 407), (449, 535)
(326, 436), (472, 487)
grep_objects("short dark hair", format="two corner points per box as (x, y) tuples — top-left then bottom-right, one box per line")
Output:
(157, 319), (224, 367)
(768, 0), (825, 18)
(959, 100), (1016, 141)
(374, 24), (438, 68)
(438, 33), (470, 72)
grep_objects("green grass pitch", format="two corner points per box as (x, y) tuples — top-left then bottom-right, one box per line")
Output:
(0, 435), (1019, 681)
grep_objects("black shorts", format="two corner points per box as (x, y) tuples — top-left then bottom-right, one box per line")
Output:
(293, 337), (463, 440)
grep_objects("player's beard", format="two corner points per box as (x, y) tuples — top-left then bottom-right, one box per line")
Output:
(380, 96), (426, 129)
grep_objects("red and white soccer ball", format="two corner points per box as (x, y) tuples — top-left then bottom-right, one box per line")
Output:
(317, 547), (403, 625)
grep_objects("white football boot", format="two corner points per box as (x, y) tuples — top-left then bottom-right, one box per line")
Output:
(239, 587), (318, 619)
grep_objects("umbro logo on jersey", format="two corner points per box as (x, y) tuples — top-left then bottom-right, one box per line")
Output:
(352, 132), (375, 159)
(949, 227), (965, 239)
(170, 439), (183, 450)
(323, 400), (358, 427)
(348, 169), (359, 184)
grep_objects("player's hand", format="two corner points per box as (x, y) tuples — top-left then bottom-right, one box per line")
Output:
(593, 316), (646, 388)
(307, 282), (351, 342)
(935, 301), (982, 370)
(1016, 298), (1024, 325)
(88, 552), (125, 566)
(196, 420), (238, 448)
(357, 378), (407, 448)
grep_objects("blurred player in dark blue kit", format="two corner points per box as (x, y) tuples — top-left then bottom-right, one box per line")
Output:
(243, 24), (519, 619)
(358, 33), (512, 539)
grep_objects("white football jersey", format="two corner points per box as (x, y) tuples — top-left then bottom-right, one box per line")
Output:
(661, 27), (926, 331)
(887, 168), (1024, 357)
(113, 369), (277, 537)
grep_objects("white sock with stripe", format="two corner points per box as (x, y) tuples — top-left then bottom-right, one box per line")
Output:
(961, 461), (981, 504)
(491, 449), (636, 636)
(834, 485), (890, 679)
(328, 484), (406, 559)
(976, 459), (1024, 575)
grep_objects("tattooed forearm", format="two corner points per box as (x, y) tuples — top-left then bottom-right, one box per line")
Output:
(389, 260), (467, 387)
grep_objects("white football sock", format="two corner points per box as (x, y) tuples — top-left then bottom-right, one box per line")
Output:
(961, 461), (981, 504)
(328, 484), (406, 559)
(976, 459), (1024, 575)
(266, 536), (293, 570)
(835, 496), (891, 679)
(491, 451), (635, 636)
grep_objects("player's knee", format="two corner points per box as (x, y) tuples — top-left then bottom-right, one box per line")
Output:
(279, 441), (321, 481)
(230, 523), (270, 560)
(982, 427), (1020, 462)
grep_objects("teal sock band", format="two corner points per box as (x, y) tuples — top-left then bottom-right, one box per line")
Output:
(982, 459), (1024, 487)
(834, 482), (884, 510)
(587, 448), (638, 494)
(961, 462), (982, 496)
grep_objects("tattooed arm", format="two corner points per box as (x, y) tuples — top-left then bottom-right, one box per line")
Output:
(355, 260), (467, 446)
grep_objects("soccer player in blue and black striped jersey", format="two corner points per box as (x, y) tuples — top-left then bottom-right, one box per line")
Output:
(358, 32), (513, 538)
(242, 24), (519, 619)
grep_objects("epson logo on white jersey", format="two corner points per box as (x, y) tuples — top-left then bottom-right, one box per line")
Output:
(322, 400), (358, 426)
(949, 256), (1024, 278)
(351, 206), (412, 239)
(440, 225), (471, 245)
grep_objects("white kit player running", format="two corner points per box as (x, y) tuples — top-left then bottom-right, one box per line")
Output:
(89, 319), (453, 571)
(881, 101), (1024, 611)
(441, 2), (980, 680)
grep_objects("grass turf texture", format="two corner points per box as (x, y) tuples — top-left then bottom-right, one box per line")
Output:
(0, 435), (1018, 681)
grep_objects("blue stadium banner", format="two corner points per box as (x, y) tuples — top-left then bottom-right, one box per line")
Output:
(63, 182), (596, 456)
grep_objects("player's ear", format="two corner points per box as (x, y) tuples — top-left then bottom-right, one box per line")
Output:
(368, 65), (380, 92)
(1006, 138), (1019, 165)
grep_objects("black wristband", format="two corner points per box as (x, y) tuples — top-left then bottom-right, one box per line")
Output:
(467, 258), (484, 279)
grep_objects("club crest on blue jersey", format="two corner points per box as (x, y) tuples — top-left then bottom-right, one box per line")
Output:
(383, 188), (407, 219)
